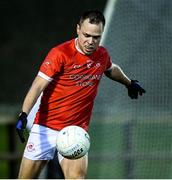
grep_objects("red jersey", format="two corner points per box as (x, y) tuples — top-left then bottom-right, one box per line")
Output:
(34, 39), (112, 131)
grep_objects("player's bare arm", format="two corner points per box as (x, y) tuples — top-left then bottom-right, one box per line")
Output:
(16, 75), (50, 143)
(104, 63), (146, 99)
(104, 63), (131, 86)
(22, 76), (50, 114)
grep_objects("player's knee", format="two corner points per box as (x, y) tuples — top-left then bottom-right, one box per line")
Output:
(65, 169), (86, 179)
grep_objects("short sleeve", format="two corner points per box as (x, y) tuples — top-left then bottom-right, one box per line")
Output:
(105, 56), (113, 71)
(38, 47), (63, 80)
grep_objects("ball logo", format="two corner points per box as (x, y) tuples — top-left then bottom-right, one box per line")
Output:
(66, 148), (84, 159)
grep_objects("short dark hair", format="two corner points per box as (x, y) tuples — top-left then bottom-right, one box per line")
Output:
(78, 10), (105, 27)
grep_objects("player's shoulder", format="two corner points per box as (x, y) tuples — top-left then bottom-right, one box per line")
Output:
(53, 39), (75, 56)
(96, 45), (110, 57)
(44, 39), (76, 64)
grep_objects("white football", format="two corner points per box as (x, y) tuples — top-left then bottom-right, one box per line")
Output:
(56, 125), (90, 159)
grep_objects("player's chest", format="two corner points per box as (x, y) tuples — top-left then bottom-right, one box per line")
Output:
(56, 55), (106, 87)
(63, 55), (106, 75)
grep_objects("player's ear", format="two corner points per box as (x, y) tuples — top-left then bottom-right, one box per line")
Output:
(76, 24), (80, 35)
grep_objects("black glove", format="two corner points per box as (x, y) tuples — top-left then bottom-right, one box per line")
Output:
(16, 112), (27, 143)
(127, 80), (146, 99)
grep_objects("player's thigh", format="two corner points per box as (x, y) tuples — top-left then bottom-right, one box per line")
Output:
(60, 155), (88, 179)
(18, 157), (48, 179)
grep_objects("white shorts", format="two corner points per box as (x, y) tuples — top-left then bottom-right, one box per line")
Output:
(24, 124), (64, 163)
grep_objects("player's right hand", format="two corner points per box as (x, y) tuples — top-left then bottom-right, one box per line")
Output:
(16, 112), (27, 143)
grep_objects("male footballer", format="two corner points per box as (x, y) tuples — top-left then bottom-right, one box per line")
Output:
(16, 10), (145, 179)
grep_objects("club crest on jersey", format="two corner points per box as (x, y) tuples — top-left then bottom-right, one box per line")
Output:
(87, 60), (94, 69)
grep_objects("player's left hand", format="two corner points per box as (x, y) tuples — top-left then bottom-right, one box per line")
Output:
(127, 80), (146, 99)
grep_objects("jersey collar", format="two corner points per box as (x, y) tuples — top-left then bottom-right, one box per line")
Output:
(75, 38), (85, 55)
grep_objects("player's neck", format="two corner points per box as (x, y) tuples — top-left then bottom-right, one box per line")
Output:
(75, 38), (85, 55)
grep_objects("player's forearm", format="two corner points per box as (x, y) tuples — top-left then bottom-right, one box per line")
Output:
(105, 64), (131, 86)
(22, 88), (41, 115)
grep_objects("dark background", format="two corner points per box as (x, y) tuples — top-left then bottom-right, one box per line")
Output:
(0, 0), (107, 104)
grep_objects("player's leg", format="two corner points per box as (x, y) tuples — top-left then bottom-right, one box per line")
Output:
(60, 154), (88, 179)
(18, 157), (47, 178)
(17, 124), (57, 178)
